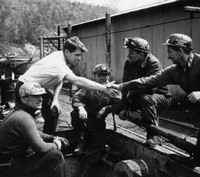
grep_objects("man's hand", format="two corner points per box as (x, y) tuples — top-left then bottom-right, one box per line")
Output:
(78, 106), (88, 122)
(106, 82), (122, 91)
(118, 109), (129, 120)
(51, 100), (61, 115)
(57, 137), (69, 147)
(53, 137), (62, 150)
(188, 91), (200, 103)
(103, 85), (122, 98)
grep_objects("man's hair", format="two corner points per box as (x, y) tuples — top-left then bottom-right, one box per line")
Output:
(63, 36), (88, 53)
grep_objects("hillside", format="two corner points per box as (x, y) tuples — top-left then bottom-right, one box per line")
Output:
(0, 0), (118, 60)
(0, 0), (118, 45)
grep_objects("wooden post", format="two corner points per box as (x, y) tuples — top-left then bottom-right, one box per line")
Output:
(105, 13), (111, 67)
(40, 35), (44, 59)
(57, 25), (61, 50)
(67, 21), (72, 38)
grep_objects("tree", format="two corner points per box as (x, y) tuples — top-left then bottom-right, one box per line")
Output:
(0, 0), (118, 44)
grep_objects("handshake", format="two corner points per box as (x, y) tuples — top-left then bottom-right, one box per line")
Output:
(106, 81), (122, 91)
(53, 136), (70, 151)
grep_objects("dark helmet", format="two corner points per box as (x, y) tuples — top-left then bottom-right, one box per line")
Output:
(123, 37), (150, 53)
(162, 33), (192, 51)
(93, 64), (111, 75)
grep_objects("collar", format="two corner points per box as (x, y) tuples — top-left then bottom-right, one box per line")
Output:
(63, 51), (68, 66)
(141, 53), (149, 68)
(187, 53), (194, 68)
(183, 53), (193, 72)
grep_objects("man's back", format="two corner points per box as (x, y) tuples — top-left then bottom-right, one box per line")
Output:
(18, 51), (72, 90)
(0, 109), (35, 157)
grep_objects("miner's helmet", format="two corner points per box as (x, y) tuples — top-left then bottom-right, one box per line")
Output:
(162, 33), (192, 51)
(93, 64), (111, 75)
(19, 82), (46, 97)
(123, 37), (150, 53)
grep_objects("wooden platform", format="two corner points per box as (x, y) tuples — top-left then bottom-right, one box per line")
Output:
(57, 89), (199, 153)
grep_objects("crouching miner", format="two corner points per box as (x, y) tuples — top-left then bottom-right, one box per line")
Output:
(71, 64), (122, 177)
(0, 82), (68, 177)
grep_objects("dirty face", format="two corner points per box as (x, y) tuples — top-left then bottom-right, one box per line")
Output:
(65, 48), (82, 66)
(127, 48), (142, 64)
(167, 46), (184, 67)
(22, 95), (43, 110)
(94, 73), (109, 84)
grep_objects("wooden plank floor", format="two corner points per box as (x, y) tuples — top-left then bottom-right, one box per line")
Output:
(57, 90), (198, 137)
(57, 89), (198, 144)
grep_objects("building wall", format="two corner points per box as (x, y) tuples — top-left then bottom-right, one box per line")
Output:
(69, 0), (200, 95)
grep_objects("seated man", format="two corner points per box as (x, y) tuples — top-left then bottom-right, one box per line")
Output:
(118, 37), (171, 147)
(108, 33), (200, 165)
(0, 82), (68, 177)
(70, 64), (121, 176)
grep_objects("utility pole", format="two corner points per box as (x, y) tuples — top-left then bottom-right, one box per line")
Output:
(105, 13), (111, 67)
(57, 25), (60, 50)
(40, 35), (44, 59)
(67, 21), (72, 38)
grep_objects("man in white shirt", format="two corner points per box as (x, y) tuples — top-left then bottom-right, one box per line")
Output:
(16, 36), (118, 135)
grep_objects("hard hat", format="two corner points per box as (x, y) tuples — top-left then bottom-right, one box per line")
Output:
(162, 33), (192, 50)
(123, 37), (149, 53)
(19, 82), (46, 97)
(93, 64), (111, 75)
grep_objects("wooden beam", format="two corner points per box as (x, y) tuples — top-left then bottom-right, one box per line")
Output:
(184, 6), (200, 13)
(105, 13), (111, 67)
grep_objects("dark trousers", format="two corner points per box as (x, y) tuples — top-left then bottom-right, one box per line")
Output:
(83, 128), (106, 171)
(42, 90), (59, 135)
(71, 109), (106, 170)
(70, 109), (86, 148)
(127, 92), (171, 126)
(186, 101), (200, 165)
(168, 93), (200, 164)
(15, 81), (58, 135)
(9, 150), (66, 177)
(127, 92), (171, 137)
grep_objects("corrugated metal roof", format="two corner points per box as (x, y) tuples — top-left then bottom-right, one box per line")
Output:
(63, 0), (180, 29)
(112, 0), (179, 16)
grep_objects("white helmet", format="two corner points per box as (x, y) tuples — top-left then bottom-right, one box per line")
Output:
(19, 82), (46, 97)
